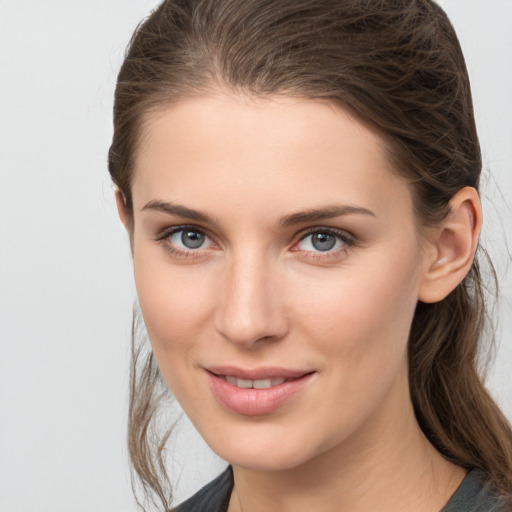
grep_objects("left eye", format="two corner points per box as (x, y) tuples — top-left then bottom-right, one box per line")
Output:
(296, 231), (348, 252)
(169, 229), (213, 250)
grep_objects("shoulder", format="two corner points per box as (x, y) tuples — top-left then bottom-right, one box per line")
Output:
(441, 470), (511, 512)
(172, 466), (234, 512)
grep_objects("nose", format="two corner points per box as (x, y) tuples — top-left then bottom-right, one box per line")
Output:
(215, 253), (289, 347)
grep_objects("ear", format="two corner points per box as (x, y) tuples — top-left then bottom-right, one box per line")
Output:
(418, 186), (482, 304)
(115, 188), (130, 229)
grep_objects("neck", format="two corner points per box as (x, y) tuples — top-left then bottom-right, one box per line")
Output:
(228, 371), (465, 512)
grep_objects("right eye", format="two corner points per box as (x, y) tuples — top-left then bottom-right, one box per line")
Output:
(156, 226), (216, 259)
(169, 229), (212, 250)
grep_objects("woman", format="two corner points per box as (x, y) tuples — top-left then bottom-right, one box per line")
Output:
(108, 0), (512, 510)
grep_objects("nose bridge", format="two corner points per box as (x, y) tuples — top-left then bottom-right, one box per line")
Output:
(216, 247), (287, 346)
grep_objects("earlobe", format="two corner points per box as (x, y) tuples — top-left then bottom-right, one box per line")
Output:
(418, 187), (482, 304)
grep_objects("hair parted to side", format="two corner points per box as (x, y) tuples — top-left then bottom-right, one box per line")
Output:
(108, 0), (512, 509)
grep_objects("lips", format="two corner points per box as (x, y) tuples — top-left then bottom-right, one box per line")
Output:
(205, 366), (315, 416)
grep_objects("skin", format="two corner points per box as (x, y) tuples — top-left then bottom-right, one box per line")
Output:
(118, 91), (481, 512)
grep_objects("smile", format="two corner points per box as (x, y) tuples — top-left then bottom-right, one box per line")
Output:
(205, 367), (316, 415)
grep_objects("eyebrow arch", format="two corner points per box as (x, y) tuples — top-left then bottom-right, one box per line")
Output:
(142, 200), (375, 228)
(142, 200), (219, 226)
(280, 205), (376, 227)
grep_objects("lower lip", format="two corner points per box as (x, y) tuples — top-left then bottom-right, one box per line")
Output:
(205, 371), (315, 416)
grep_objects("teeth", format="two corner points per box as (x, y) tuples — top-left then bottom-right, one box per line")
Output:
(254, 378), (286, 388)
(225, 376), (238, 386)
(237, 378), (253, 389)
(253, 379), (272, 389)
(224, 376), (286, 389)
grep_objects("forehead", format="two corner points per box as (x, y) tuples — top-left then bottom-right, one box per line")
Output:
(132, 92), (414, 222)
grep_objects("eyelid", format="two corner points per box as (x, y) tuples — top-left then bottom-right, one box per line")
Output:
(155, 224), (212, 242)
(295, 226), (355, 245)
(155, 224), (219, 259)
(290, 226), (357, 258)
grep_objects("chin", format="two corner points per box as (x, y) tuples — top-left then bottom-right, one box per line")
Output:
(222, 447), (312, 472)
(200, 423), (329, 473)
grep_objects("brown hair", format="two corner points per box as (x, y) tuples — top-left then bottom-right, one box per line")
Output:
(108, 0), (512, 509)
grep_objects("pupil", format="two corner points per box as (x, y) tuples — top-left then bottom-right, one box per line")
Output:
(182, 230), (204, 249)
(312, 233), (336, 251)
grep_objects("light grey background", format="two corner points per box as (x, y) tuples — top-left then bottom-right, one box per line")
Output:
(0, 1), (510, 511)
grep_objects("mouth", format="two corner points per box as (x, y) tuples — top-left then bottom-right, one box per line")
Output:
(206, 365), (313, 388)
(204, 366), (316, 415)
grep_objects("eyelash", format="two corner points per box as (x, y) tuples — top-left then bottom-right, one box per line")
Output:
(293, 227), (355, 260)
(155, 225), (356, 260)
(155, 225), (216, 259)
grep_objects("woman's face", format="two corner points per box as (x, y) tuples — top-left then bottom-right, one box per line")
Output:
(129, 93), (434, 471)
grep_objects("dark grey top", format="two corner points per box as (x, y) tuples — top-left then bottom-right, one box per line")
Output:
(173, 467), (508, 512)
(440, 470), (507, 512)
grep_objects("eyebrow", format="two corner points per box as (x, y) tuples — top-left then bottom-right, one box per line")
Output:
(142, 200), (375, 227)
(142, 200), (219, 226)
(279, 205), (376, 227)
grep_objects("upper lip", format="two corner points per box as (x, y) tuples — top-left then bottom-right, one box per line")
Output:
(205, 366), (313, 380)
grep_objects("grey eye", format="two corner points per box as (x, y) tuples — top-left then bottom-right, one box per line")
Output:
(296, 231), (346, 253)
(169, 229), (211, 250)
(181, 230), (205, 249)
(311, 233), (337, 251)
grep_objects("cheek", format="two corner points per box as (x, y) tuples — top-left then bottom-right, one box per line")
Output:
(133, 254), (221, 407)
(133, 246), (215, 358)
(286, 259), (421, 440)
(289, 252), (421, 372)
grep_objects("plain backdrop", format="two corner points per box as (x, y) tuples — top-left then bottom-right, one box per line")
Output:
(0, 1), (511, 511)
